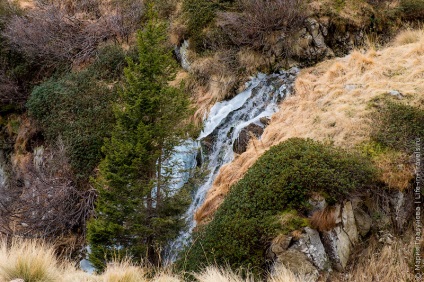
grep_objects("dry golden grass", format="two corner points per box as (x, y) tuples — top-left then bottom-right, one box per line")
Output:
(196, 28), (424, 224)
(268, 265), (315, 282)
(193, 266), (254, 282)
(62, 267), (97, 282)
(333, 237), (415, 282)
(151, 273), (182, 282)
(0, 239), (61, 282)
(169, 19), (187, 46)
(237, 48), (271, 74)
(0, 238), (417, 282)
(16, 0), (35, 9)
(189, 53), (239, 121)
(100, 260), (147, 282)
(310, 207), (337, 232)
(373, 151), (414, 190)
(0, 239), (183, 282)
(393, 28), (424, 46)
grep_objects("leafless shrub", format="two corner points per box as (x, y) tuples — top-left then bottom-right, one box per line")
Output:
(104, 0), (144, 43)
(2, 0), (143, 65)
(0, 70), (25, 106)
(217, 0), (307, 55)
(0, 139), (96, 239)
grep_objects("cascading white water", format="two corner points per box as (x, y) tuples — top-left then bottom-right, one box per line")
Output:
(165, 68), (299, 262)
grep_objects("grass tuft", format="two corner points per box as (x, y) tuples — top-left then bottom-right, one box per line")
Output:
(100, 260), (147, 282)
(0, 239), (60, 282)
(194, 266), (253, 282)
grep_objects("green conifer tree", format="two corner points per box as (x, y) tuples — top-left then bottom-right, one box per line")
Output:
(87, 9), (193, 270)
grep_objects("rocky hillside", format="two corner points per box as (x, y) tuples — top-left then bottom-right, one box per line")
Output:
(197, 29), (424, 224)
(0, 0), (423, 281)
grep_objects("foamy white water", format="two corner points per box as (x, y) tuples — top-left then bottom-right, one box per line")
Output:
(165, 68), (299, 262)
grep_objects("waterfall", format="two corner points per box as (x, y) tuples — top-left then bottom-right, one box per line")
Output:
(165, 68), (299, 262)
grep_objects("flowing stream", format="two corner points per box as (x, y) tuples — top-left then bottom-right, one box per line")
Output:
(165, 68), (299, 262)
(80, 69), (298, 270)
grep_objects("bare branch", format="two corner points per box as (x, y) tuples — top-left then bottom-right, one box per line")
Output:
(2, 0), (143, 65)
(217, 0), (306, 53)
(0, 139), (96, 239)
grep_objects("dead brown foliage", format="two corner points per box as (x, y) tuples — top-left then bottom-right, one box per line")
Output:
(217, 0), (307, 54)
(0, 139), (96, 239)
(2, 0), (143, 65)
(310, 206), (337, 231)
(0, 70), (25, 106)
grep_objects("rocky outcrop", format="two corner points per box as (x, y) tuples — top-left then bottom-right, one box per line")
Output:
(275, 249), (320, 281)
(174, 40), (191, 71)
(294, 17), (365, 65)
(341, 202), (358, 245)
(271, 201), (370, 281)
(321, 225), (353, 271)
(233, 123), (264, 154)
(296, 18), (335, 64)
(294, 227), (329, 271)
(390, 188), (415, 233)
(270, 187), (416, 281)
(352, 206), (372, 237)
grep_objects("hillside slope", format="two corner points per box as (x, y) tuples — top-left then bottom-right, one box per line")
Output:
(196, 29), (424, 223)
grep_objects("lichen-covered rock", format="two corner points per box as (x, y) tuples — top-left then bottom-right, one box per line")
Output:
(294, 227), (330, 271)
(321, 225), (352, 271)
(342, 201), (358, 244)
(275, 249), (319, 282)
(174, 40), (191, 71)
(353, 207), (372, 237)
(295, 18), (335, 64)
(390, 189), (414, 233)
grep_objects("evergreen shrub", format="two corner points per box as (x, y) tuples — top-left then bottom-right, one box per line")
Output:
(180, 138), (376, 277)
(371, 98), (424, 154)
(26, 70), (115, 182)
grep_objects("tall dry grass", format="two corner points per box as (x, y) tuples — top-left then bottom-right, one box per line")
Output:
(193, 266), (254, 282)
(100, 260), (147, 282)
(0, 238), (417, 281)
(332, 237), (415, 281)
(196, 28), (424, 224)
(0, 239), (326, 282)
(310, 207), (337, 232)
(193, 265), (309, 282)
(0, 239), (160, 282)
(0, 239), (61, 282)
(268, 265), (315, 282)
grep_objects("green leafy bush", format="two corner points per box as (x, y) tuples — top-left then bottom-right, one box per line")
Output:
(26, 70), (115, 182)
(90, 45), (128, 80)
(400, 0), (424, 20)
(371, 99), (424, 153)
(182, 0), (231, 52)
(180, 138), (376, 277)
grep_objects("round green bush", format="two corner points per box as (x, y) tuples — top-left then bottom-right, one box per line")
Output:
(371, 99), (424, 154)
(26, 70), (115, 182)
(180, 138), (377, 277)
